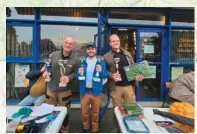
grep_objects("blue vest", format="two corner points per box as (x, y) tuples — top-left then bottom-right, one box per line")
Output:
(76, 57), (108, 96)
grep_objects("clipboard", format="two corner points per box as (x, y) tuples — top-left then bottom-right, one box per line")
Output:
(123, 116), (149, 133)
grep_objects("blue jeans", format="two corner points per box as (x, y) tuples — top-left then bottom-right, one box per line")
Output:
(18, 95), (45, 106)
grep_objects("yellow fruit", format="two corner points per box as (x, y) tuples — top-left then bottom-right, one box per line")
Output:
(172, 102), (180, 107)
(177, 107), (184, 113)
(183, 102), (193, 108)
(168, 102), (194, 133)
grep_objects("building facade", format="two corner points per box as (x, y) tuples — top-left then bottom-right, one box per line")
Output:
(6, 7), (194, 104)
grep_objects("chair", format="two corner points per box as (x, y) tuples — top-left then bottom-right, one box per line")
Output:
(162, 82), (180, 107)
(99, 87), (110, 122)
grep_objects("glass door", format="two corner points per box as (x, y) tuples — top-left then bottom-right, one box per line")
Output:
(136, 29), (167, 101)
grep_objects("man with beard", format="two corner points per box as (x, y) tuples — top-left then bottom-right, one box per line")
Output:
(76, 42), (107, 133)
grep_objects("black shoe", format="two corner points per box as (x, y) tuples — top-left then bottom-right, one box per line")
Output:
(83, 129), (90, 133)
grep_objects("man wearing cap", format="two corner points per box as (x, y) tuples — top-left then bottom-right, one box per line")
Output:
(42, 37), (78, 133)
(76, 42), (107, 133)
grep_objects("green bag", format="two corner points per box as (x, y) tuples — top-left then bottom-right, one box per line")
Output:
(124, 60), (152, 81)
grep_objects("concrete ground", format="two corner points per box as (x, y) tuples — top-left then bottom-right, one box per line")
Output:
(69, 108), (118, 133)
(69, 101), (166, 133)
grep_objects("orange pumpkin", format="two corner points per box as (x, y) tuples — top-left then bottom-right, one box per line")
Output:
(168, 102), (194, 133)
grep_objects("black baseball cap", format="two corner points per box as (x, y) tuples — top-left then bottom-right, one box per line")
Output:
(85, 42), (96, 48)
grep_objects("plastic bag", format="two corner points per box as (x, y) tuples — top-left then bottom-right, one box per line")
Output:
(124, 61), (152, 80)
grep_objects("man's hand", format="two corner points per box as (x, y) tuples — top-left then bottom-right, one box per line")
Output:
(136, 75), (144, 81)
(60, 76), (69, 84)
(42, 71), (50, 78)
(78, 68), (84, 75)
(112, 72), (121, 82)
(40, 66), (46, 73)
(96, 65), (102, 72)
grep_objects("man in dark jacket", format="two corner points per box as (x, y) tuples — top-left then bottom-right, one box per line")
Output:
(18, 67), (46, 106)
(104, 34), (144, 107)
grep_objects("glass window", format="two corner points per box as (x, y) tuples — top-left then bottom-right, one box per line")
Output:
(171, 30), (194, 62)
(40, 25), (97, 59)
(109, 9), (166, 25)
(6, 63), (34, 100)
(139, 65), (161, 99)
(111, 28), (137, 62)
(171, 11), (194, 26)
(183, 66), (194, 73)
(40, 7), (102, 22)
(6, 7), (34, 20)
(6, 26), (33, 57)
(140, 32), (162, 62)
(37, 63), (45, 70)
(94, 35), (98, 50)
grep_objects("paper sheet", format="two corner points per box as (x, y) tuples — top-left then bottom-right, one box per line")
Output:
(144, 45), (154, 54)
(31, 103), (54, 117)
(171, 67), (183, 81)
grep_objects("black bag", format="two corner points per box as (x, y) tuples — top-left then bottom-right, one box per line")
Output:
(20, 71), (43, 101)
(153, 109), (194, 127)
